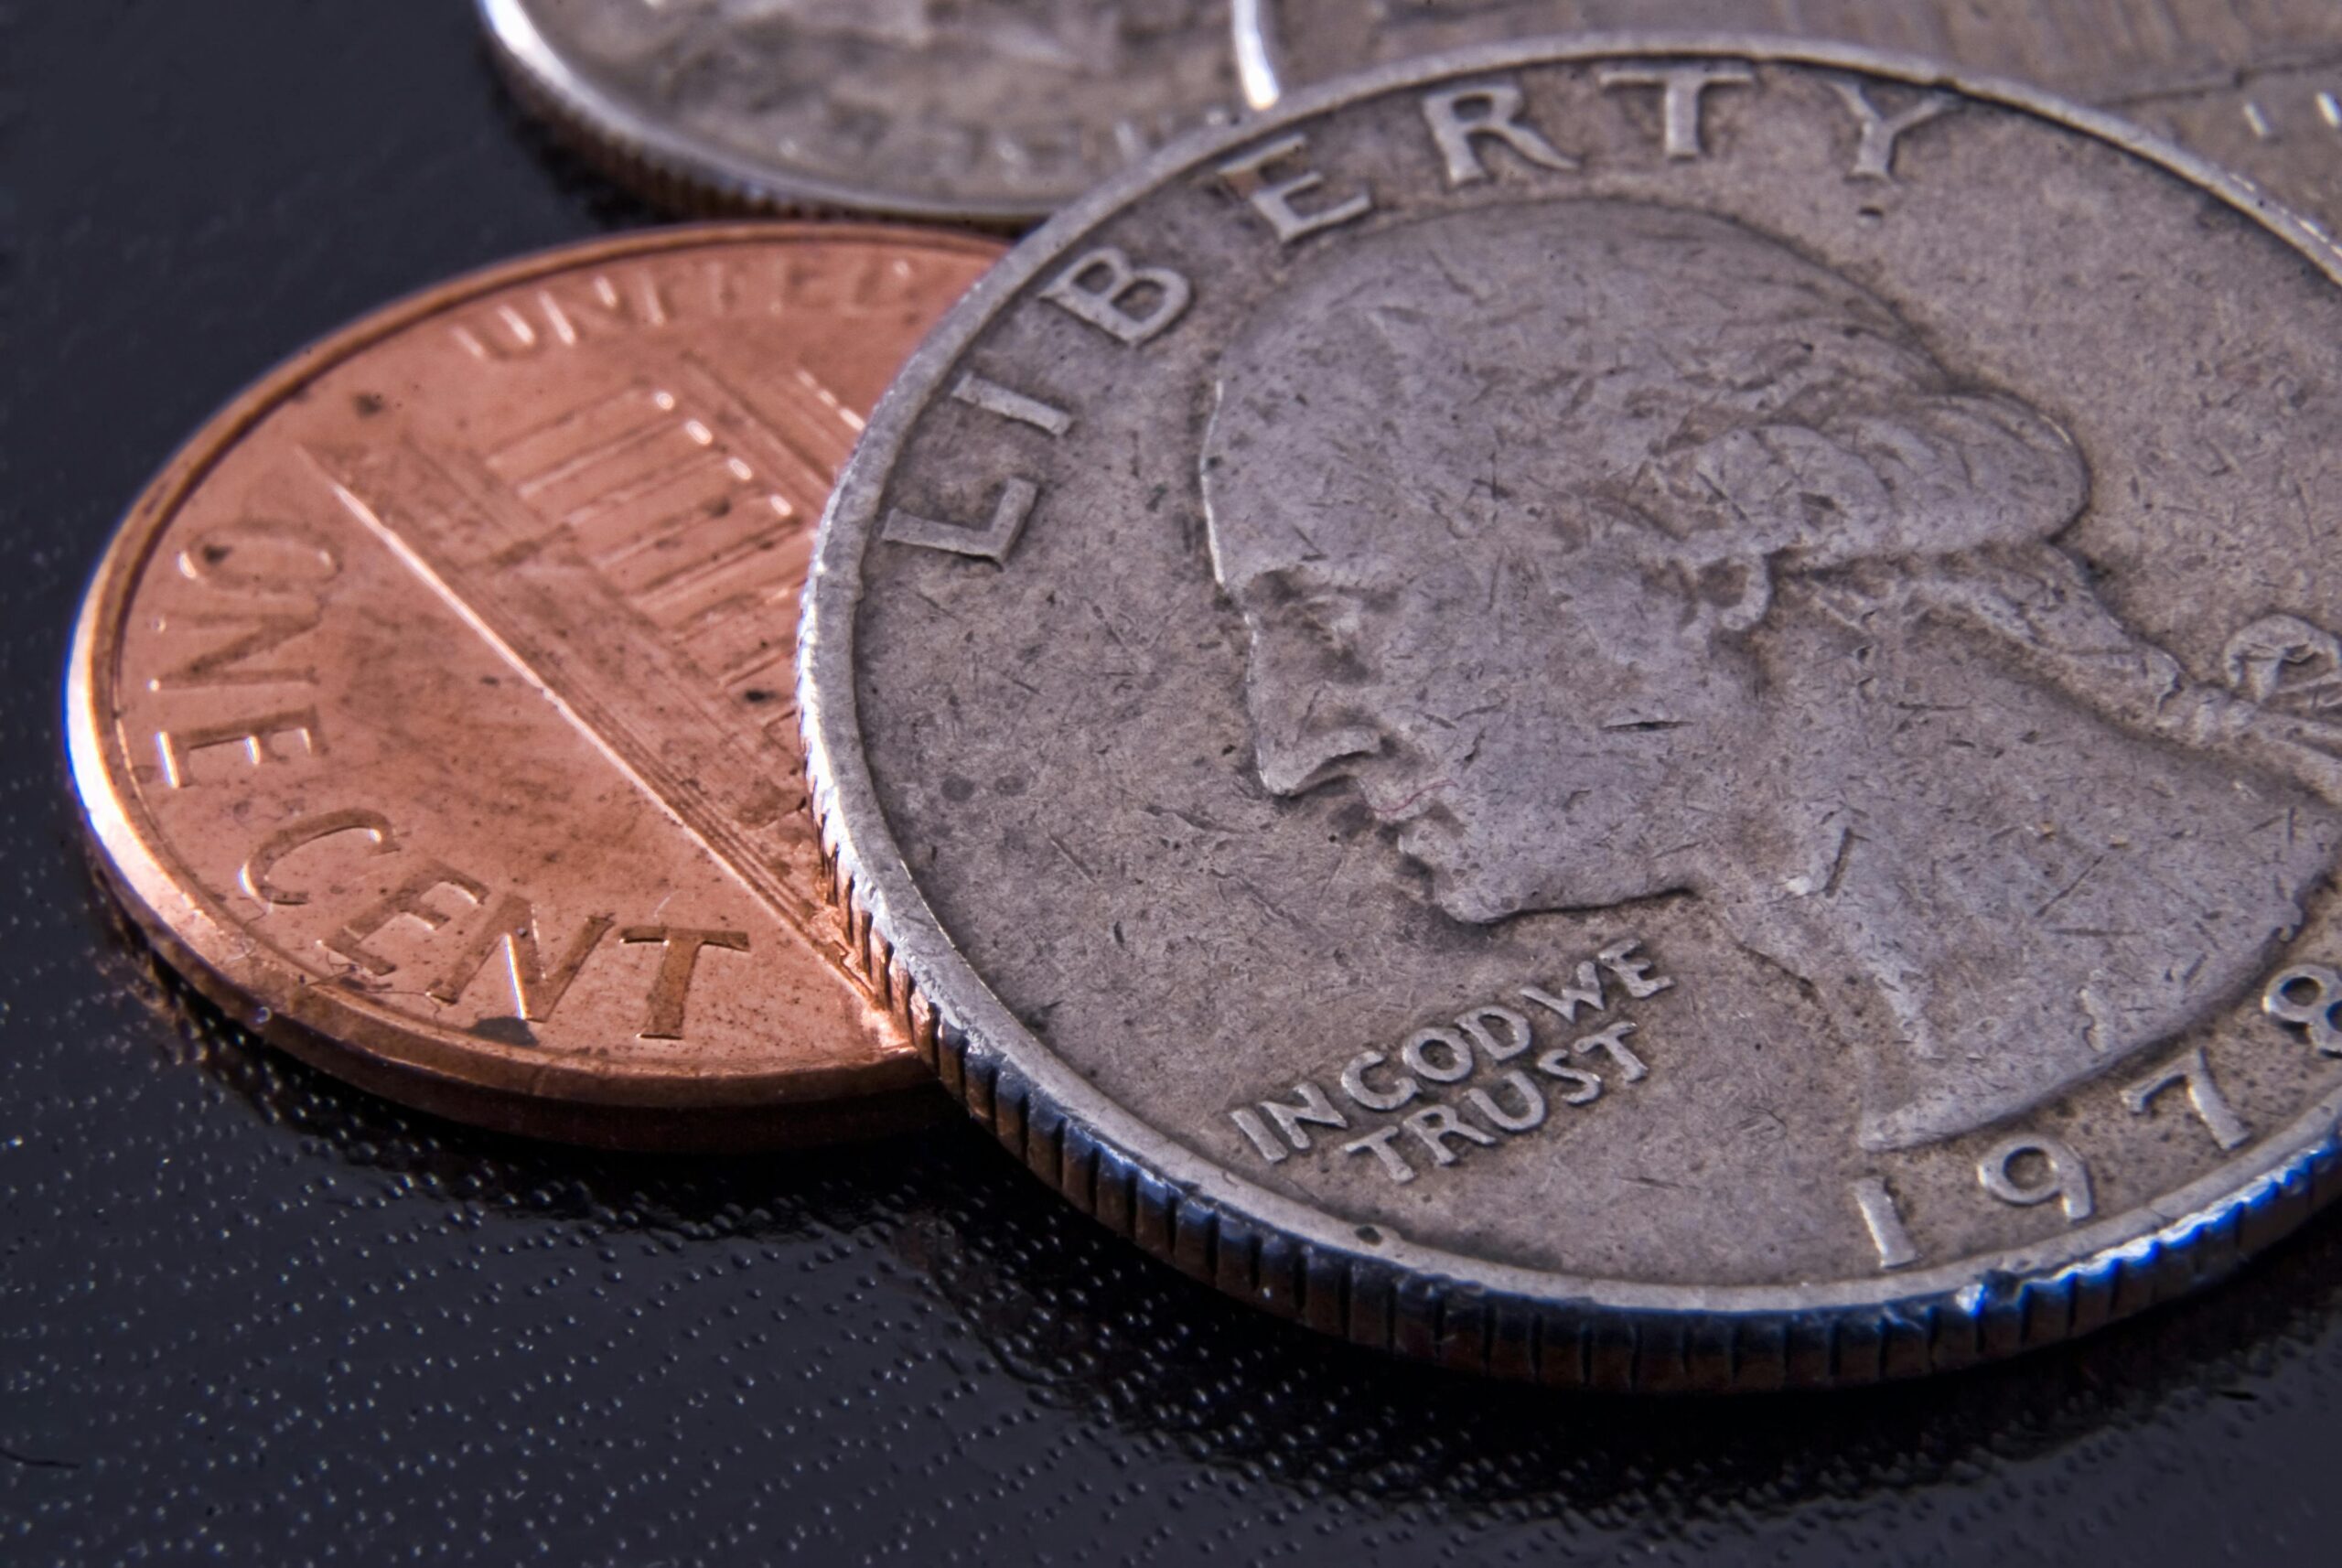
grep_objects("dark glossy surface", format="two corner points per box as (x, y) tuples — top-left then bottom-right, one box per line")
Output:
(3, 6), (2340, 1563)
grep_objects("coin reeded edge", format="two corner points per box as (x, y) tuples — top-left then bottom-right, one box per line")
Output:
(798, 32), (2342, 1386)
(67, 222), (1006, 1146)
(474, 0), (1060, 227)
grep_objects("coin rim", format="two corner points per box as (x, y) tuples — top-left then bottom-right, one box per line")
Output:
(800, 34), (2342, 1376)
(478, 0), (1129, 226)
(69, 220), (1004, 1147)
(1227, 0), (1289, 108)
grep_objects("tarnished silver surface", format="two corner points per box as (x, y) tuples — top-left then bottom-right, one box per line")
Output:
(478, 0), (1241, 223)
(1238, 1), (2342, 237)
(801, 38), (2342, 1386)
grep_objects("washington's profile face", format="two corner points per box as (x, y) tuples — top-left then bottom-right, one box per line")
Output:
(1201, 199), (2036, 927)
(1197, 198), (2342, 1147)
(1201, 200), (2087, 931)
(1225, 531), (1757, 922)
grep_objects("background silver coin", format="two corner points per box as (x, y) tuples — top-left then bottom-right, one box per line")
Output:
(1237, 2), (2342, 234)
(803, 37), (2342, 1388)
(478, 0), (1241, 224)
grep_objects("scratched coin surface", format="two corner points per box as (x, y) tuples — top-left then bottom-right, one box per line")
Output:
(70, 223), (1004, 1150)
(478, 0), (1241, 224)
(1236, 2), (2342, 236)
(802, 39), (2342, 1384)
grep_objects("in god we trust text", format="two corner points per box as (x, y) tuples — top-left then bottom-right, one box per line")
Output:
(1229, 940), (1674, 1185)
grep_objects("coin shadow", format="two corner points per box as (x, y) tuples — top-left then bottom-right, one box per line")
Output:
(99, 897), (2342, 1527)
(885, 1141), (2342, 1524)
(91, 894), (945, 1243)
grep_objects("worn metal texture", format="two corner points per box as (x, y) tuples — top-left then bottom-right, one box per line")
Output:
(1239, 0), (2342, 236)
(804, 37), (2342, 1387)
(68, 224), (1002, 1151)
(478, 0), (1242, 224)
(9, 5), (2342, 1563)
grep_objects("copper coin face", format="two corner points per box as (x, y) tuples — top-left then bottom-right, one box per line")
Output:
(69, 223), (1004, 1149)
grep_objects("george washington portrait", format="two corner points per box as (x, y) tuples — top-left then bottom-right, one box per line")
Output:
(1199, 199), (2342, 1152)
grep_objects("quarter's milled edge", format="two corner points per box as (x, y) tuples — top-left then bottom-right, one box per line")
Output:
(800, 712), (2342, 1387)
(474, 0), (1057, 227)
(796, 33), (2342, 1386)
(65, 223), (1005, 1149)
(807, 700), (2342, 1384)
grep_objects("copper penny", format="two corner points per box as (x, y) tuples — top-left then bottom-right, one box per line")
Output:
(68, 223), (1004, 1150)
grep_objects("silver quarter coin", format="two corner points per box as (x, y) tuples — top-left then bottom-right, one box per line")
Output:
(1236, 2), (2342, 235)
(802, 38), (2342, 1387)
(478, 0), (1241, 224)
